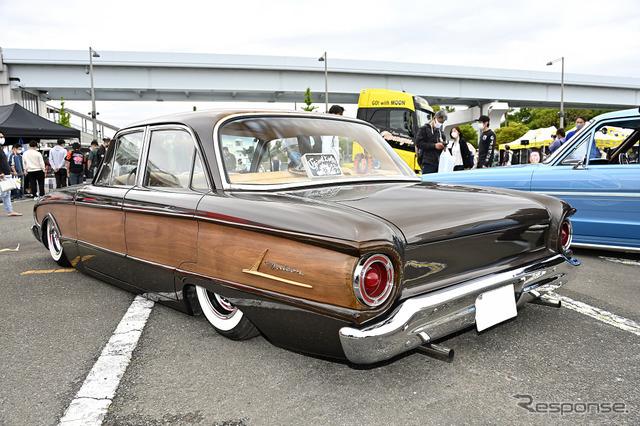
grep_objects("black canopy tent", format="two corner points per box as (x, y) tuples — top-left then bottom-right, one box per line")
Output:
(0, 103), (80, 144)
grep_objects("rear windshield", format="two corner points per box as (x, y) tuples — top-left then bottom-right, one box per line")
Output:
(218, 116), (417, 187)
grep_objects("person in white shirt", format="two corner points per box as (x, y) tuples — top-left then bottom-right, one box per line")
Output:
(22, 140), (46, 199)
(321, 105), (344, 161)
(448, 126), (472, 171)
(49, 139), (68, 188)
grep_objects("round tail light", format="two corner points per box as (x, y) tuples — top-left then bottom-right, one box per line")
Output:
(354, 254), (394, 307)
(559, 219), (573, 254)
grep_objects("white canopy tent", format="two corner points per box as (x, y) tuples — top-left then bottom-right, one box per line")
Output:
(499, 126), (557, 150)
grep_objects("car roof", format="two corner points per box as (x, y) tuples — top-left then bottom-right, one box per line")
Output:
(594, 107), (640, 121)
(123, 109), (331, 131)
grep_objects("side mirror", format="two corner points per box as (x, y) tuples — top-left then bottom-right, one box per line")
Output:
(572, 159), (588, 170)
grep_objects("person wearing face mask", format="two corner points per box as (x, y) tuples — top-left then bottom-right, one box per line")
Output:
(0, 132), (23, 216)
(414, 109), (448, 174)
(9, 143), (25, 200)
(476, 115), (496, 168)
(565, 116), (586, 142)
(448, 126), (472, 171)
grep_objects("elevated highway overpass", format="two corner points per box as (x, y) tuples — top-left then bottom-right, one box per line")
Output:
(2, 48), (639, 113)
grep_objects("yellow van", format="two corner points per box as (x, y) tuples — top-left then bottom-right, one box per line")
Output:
(357, 89), (434, 172)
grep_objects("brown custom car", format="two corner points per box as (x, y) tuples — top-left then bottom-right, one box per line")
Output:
(32, 110), (579, 364)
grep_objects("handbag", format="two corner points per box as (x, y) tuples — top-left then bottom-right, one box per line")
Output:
(0, 177), (21, 192)
(438, 150), (455, 173)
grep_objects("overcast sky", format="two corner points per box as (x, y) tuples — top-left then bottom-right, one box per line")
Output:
(2, 0), (639, 129)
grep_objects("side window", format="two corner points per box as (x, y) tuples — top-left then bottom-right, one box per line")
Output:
(389, 110), (410, 136)
(368, 109), (388, 130)
(145, 129), (195, 189)
(561, 119), (640, 166)
(561, 136), (589, 165)
(96, 131), (144, 186)
(191, 151), (210, 192)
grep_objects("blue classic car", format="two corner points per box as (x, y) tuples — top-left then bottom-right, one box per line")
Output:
(423, 108), (640, 253)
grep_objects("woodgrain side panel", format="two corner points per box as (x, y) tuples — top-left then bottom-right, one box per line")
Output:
(125, 212), (198, 267)
(37, 204), (77, 240)
(182, 222), (361, 309)
(76, 205), (126, 254)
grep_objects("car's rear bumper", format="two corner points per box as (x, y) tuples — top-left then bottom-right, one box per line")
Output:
(339, 254), (577, 364)
(31, 224), (42, 242)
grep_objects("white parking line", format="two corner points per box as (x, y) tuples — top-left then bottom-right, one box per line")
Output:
(59, 296), (155, 426)
(546, 292), (640, 337)
(599, 256), (640, 267)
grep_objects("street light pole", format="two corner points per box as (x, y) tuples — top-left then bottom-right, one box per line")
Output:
(89, 47), (100, 140)
(318, 52), (328, 112)
(546, 56), (565, 128)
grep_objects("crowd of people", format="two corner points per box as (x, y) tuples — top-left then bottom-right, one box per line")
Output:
(0, 136), (110, 217)
(414, 113), (591, 174)
(415, 112), (496, 174)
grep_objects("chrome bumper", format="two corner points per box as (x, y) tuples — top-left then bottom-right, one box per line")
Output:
(339, 254), (577, 364)
(31, 224), (42, 243)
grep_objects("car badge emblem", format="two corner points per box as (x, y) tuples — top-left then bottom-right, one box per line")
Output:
(242, 249), (312, 288)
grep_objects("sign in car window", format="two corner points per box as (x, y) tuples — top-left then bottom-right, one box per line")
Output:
(301, 154), (342, 178)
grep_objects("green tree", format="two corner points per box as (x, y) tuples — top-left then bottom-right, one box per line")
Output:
(432, 105), (456, 113)
(527, 108), (560, 129)
(504, 107), (610, 131)
(494, 122), (529, 146)
(460, 124), (478, 149)
(301, 87), (318, 112)
(504, 107), (532, 126)
(58, 97), (71, 128)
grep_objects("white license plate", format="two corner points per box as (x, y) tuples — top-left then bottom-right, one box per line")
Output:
(475, 284), (517, 332)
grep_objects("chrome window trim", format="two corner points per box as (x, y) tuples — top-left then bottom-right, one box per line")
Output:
(551, 115), (640, 167)
(73, 201), (122, 210)
(95, 127), (148, 188)
(211, 112), (420, 192)
(138, 124), (211, 191)
(533, 191), (640, 198)
(546, 118), (596, 166)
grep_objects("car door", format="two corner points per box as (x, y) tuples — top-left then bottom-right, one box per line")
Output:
(123, 126), (208, 300)
(531, 118), (640, 248)
(76, 130), (145, 286)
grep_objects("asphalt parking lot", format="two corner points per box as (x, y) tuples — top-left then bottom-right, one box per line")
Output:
(1, 198), (638, 425)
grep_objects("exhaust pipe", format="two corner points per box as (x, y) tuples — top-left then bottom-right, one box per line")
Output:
(417, 343), (455, 363)
(416, 333), (454, 362)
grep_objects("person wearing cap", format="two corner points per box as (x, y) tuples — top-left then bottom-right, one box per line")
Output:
(415, 109), (448, 174)
(476, 115), (496, 168)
